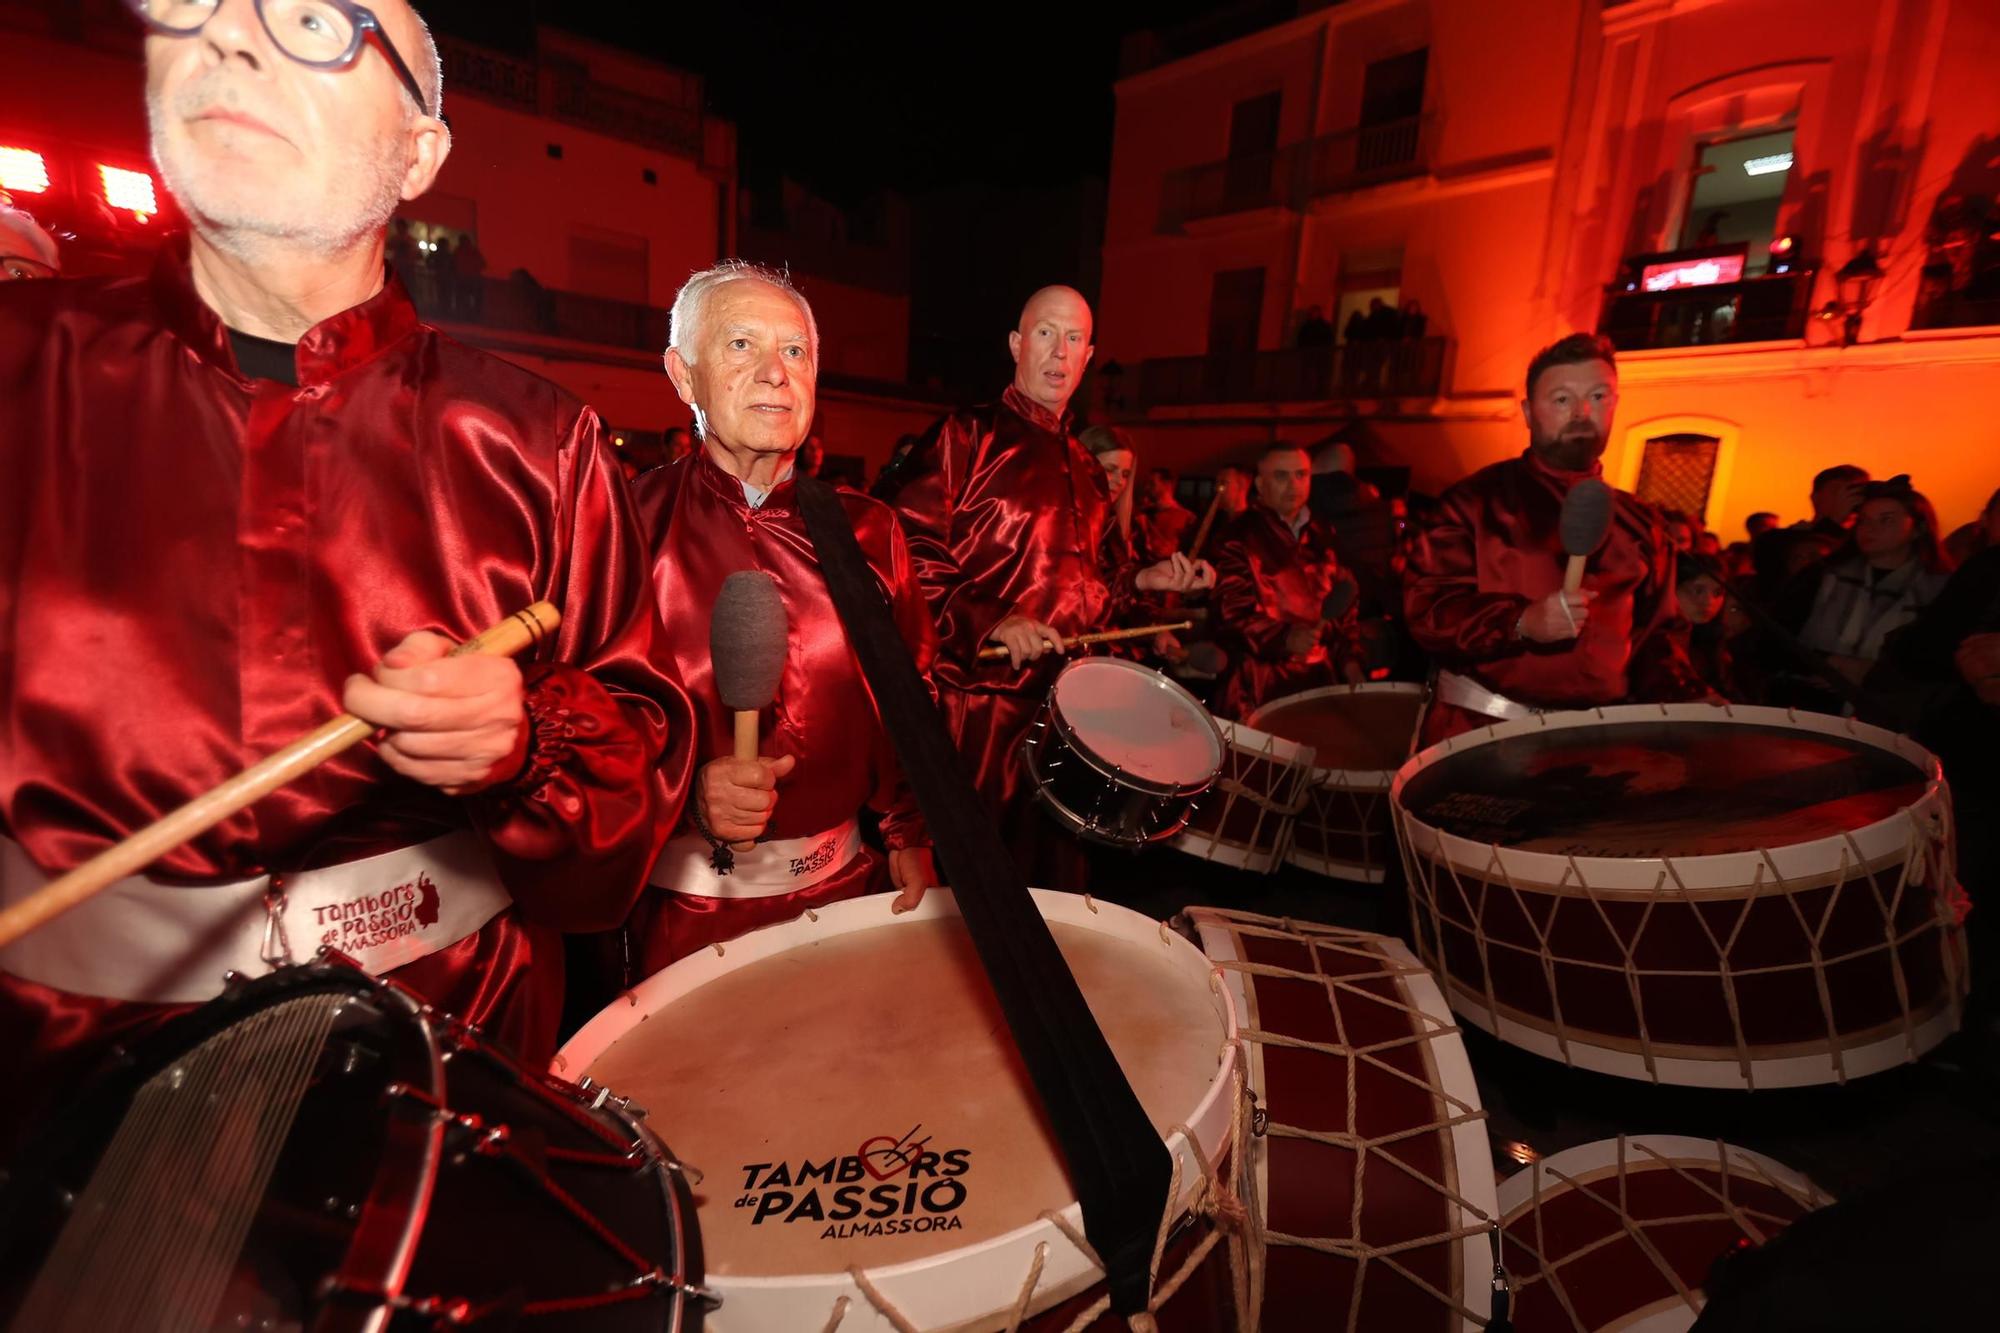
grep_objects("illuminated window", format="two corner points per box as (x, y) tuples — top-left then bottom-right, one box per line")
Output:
(0, 146), (50, 194)
(1679, 129), (1795, 269)
(99, 165), (158, 218)
(1635, 433), (1722, 521)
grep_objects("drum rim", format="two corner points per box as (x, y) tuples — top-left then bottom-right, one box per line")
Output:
(555, 889), (1243, 1327)
(1390, 702), (1948, 894)
(1248, 681), (1427, 784)
(1046, 656), (1226, 795)
(1186, 908), (1497, 1331)
(1496, 1133), (1832, 1215)
(1495, 1136), (1831, 1333)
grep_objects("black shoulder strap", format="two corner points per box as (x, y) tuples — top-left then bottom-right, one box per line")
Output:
(795, 476), (1170, 1318)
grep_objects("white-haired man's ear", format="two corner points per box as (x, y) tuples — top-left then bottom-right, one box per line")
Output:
(663, 348), (699, 409)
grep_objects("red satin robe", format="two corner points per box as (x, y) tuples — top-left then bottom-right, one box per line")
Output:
(1212, 503), (1360, 721)
(877, 386), (1132, 885)
(1136, 502), (1195, 562)
(631, 454), (935, 968)
(1403, 450), (1703, 743)
(0, 243), (689, 1151)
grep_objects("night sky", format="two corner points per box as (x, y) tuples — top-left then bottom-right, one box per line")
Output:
(422, 1), (1229, 201)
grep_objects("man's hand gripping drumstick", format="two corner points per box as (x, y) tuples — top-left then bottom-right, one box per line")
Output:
(0, 603), (561, 951)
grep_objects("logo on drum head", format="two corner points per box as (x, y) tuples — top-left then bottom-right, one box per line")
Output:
(733, 1123), (974, 1241)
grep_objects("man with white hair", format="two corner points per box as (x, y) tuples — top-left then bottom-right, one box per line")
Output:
(876, 285), (1209, 885)
(631, 262), (937, 968)
(0, 0), (685, 1152)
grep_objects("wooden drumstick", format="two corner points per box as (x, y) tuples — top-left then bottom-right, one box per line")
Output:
(0, 602), (562, 952)
(1187, 487), (1225, 561)
(977, 621), (1194, 662)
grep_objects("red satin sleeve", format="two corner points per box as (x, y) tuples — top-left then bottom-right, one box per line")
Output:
(468, 407), (693, 932)
(883, 411), (1007, 666)
(1214, 527), (1297, 663)
(1403, 486), (1534, 662)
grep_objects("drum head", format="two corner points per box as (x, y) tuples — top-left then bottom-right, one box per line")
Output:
(558, 891), (1237, 1330)
(1400, 718), (1928, 856)
(1250, 685), (1423, 775)
(1053, 657), (1223, 787)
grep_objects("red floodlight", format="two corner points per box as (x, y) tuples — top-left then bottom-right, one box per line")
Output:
(0, 146), (50, 194)
(99, 164), (158, 221)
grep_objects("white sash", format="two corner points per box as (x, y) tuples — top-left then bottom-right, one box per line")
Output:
(648, 821), (862, 900)
(0, 830), (511, 1004)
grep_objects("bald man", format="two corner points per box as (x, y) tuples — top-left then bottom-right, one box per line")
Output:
(0, 0), (686, 1153)
(876, 286), (1207, 884)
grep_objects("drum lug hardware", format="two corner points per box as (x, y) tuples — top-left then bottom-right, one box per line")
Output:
(1488, 1221), (1515, 1332)
(666, 1158), (704, 1187)
(579, 1076), (642, 1118)
(634, 1270), (721, 1309)
(382, 1080), (446, 1116)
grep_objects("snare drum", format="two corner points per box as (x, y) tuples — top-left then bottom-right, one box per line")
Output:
(0, 959), (706, 1333)
(1395, 703), (1969, 1089)
(558, 891), (1242, 1331)
(1022, 657), (1225, 848)
(1248, 683), (1426, 882)
(1188, 908), (1493, 1332)
(1495, 1136), (1830, 1332)
(1169, 717), (1317, 873)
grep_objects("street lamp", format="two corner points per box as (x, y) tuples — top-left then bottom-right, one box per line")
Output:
(1834, 248), (1884, 345)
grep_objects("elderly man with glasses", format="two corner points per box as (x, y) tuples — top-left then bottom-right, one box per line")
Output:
(0, 0), (690, 1156)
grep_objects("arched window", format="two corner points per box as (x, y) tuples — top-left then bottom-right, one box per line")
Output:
(1634, 432), (1722, 520)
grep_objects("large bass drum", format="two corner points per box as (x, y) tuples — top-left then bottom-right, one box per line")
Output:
(1394, 703), (1968, 1089)
(1248, 683), (1426, 883)
(558, 891), (1243, 1331)
(0, 958), (706, 1333)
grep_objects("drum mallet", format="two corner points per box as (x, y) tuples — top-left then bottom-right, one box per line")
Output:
(1559, 478), (1615, 595)
(0, 603), (562, 952)
(709, 570), (790, 862)
(977, 621), (1194, 662)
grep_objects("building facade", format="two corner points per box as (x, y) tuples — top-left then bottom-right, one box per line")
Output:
(1099, 0), (2000, 536)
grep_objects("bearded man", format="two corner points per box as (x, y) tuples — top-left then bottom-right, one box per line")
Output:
(1403, 333), (1702, 743)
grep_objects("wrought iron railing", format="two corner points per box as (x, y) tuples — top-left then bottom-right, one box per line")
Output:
(1135, 336), (1446, 407)
(1597, 271), (1817, 350)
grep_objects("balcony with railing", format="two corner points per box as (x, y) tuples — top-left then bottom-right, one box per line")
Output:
(438, 37), (707, 161)
(1156, 116), (1430, 232)
(1135, 337), (1447, 409)
(1597, 270), (1819, 351)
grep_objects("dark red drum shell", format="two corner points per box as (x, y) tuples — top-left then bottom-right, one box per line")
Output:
(1177, 725), (1312, 861)
(1497, 1139), (1828, 1333)
(1193, 911), (1490, 1332)
(1418, 855), (1958, 1052)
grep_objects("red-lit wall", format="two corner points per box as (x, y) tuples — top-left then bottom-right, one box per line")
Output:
(1099, 0), (2000, 537)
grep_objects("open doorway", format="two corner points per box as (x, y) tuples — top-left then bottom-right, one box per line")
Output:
(1681, 128), (1794, 272)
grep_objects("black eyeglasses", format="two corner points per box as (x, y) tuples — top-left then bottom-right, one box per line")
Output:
(127, 0), (433, 118)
